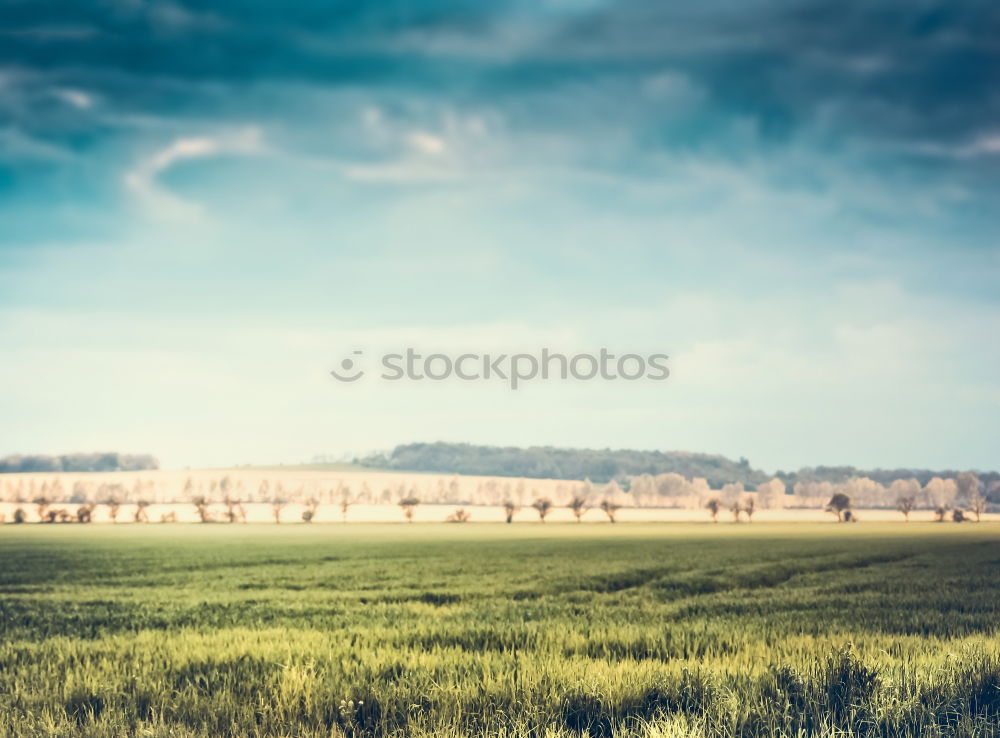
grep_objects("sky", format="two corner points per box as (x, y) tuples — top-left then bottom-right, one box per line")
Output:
(1, 0), (998, 473)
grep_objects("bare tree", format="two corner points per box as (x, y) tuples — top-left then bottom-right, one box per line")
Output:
(825, 493), (851, 522)
(705, 497), (721, 522)
(896, 495), (916, 521)
(599, 499), (620, 523)
(957, 472), (986, 521)
(503, 500), (519, 524)
(742, 496), (756, 522)
(720, 482), (745, 508)
(924, 477), (957, 515)
(272, 498), (287, 524)
(956, 472), (979, 504)
(567, 495), (590, 523)
(192, 495), (213, 523)
(399, 495), (420, 523)
(43, 508), (71, 523)
(531, 498), (552, 523)
(843, 477), (888, 508)
(968, 490), (987, 522)
(69, 481), (89, 504)
(223, 496), (246, 523)
(339, 495), (353, 522)
(889, 479), (920, 521)
(302, 497), (320, 523)
(76, 504), (95, 523)
(105, 497), (122, 524)
(33, 496), (51, 522)
(134, 500), (150, 523)
(756, 478), (786, 510)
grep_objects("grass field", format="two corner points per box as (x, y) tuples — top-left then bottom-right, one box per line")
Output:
(1, 523), (999, 737)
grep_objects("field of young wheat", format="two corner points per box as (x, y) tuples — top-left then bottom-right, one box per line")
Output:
(1, 523), (998, 737)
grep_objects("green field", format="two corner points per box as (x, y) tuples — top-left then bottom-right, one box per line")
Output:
(1, 523), (999, 737)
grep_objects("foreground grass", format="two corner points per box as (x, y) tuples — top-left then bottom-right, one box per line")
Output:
(1, 523), (998, 737)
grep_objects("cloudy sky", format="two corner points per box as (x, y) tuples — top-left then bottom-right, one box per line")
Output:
(1, 0), (998, 472)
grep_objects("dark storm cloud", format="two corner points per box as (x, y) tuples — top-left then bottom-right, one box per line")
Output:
(1, 0), (996, 151)
(0, 1), (494, 86)
(517, 0), (1000, 147)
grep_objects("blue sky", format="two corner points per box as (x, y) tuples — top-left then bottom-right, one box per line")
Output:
(1, 0), (998, 472)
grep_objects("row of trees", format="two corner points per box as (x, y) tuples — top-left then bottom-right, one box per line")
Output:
(2, 470), (992, 524)
(823, 475), (988, 524)
(2, 494), (624, 525)
(697, 473), (990, 524)
(779, 464), (1000, 492)
(4, 497), (177, 525)
(191, 491), (627, 525)
(791, 473), (990, 511)
(3, 471), (992, 512)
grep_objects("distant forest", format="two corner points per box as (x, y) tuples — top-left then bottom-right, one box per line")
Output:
(359, 443), (768, 488)
(0, 453), (159, 473)
(774, 465), (1000, 491)
(359, 442), (1000, 491)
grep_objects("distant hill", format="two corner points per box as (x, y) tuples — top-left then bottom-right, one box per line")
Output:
(358, 442), (1000, 495)
(0, 453), (159, 473)
(358, 442), (770, 487)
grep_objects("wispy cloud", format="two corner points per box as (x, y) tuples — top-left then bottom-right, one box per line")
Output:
(123, 127), (263, 220)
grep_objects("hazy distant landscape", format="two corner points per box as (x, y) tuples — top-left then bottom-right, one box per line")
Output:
(2, 443), (995, 527)
(359, 442), (1000, 492)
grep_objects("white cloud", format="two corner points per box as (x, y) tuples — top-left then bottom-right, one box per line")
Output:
(899, 132), (1000, 159)
(966, 134), (1000, 155)
(52, 88), (93, 109)
(124, 127), (263, 220)
(341, 105), (501, 182)
(407, 131), (447, 155)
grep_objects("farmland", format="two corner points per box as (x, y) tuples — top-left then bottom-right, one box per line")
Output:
(2, 523), (999, 737)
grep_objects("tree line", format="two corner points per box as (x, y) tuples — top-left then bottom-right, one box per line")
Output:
(356, 442), (1000, 497)
(358, 442), (767, 487)
(1, 470), (991, 524)
(0, 453), (158, 473)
